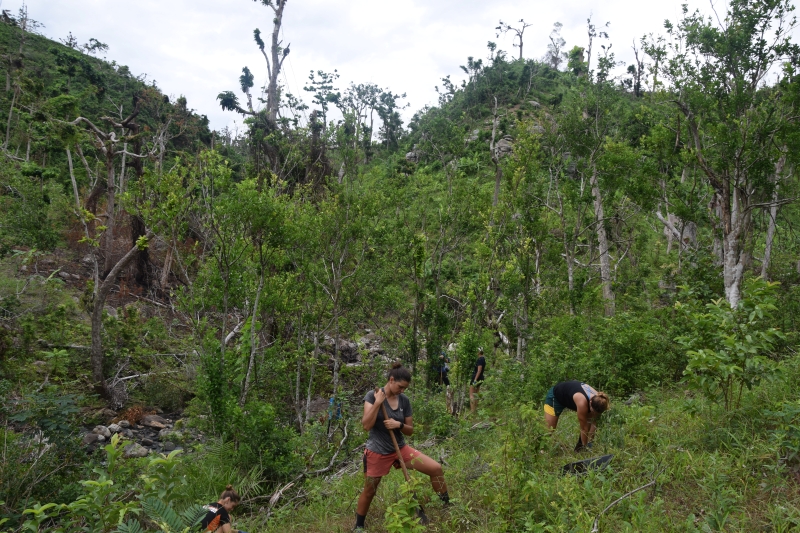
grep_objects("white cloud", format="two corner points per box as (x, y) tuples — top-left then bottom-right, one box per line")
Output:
(26, 0), (733, 130)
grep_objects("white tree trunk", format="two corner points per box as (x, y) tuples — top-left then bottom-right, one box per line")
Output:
(239, 269), (264, 407)
(590, 168), (614, 316)
(722, 188), (746, 308)
(761, 154), (785, 280)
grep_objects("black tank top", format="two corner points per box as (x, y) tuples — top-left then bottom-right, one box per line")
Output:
(553, 380), (594, 411)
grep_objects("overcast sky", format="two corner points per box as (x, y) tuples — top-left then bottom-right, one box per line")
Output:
(26, 0), (709, 131)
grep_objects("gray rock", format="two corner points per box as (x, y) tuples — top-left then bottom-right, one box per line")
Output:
(141, 415), (168, 429)
(405, 151), (419, 163)
(83, 433), (101, 445)
(98, 408), (117, 420)
(104, 307), (118, 318)
(96, 434), (106, 442)
(70, 274), (81, 280)
(163, 441), (176, 452)
(528, 100), (541, 107)
(123, 443), (150, 458)
(81, 254), (94, 266)
(495, 136), (514, 158)
(141, 438), (154, 446)
(58, 271), (70, 280)
(108, 423), (122, 434)
(92, 425), (111, 438)
(465, 129), (480, 143)
(117, 420), (131, 428)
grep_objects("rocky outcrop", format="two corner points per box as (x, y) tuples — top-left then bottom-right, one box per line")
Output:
(321, 336), (360, 364)
(494, 136), (513, 158)
(405, 146), (420, 163)
(357, 332), (385, 357)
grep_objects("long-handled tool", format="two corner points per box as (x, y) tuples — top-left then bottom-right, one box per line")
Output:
(378, 393), (430, 525)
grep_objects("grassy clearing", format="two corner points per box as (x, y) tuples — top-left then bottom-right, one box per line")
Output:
(243, 377), (800, 533)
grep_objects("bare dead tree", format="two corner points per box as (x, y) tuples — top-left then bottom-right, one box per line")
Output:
(254, 0), (290, 123)
(496, 19), (532, 60)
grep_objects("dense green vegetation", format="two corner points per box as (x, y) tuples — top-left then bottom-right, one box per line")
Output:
(1, 0), (800, 531)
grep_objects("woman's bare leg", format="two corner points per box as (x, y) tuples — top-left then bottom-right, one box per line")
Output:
(407, 452), (448, 494)
(356, 476), (382, 516)
(469, 385), (479, 414)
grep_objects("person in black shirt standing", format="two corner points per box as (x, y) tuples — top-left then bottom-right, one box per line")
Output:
(469, 348), (486, 415)
(543, 380), (610, 451)
(199, 485), (246, 533)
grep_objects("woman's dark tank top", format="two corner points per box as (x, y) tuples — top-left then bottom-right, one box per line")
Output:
(553, 380), (595, 411)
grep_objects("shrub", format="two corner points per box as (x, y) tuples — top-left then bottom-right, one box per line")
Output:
(677, 278), (785, 411)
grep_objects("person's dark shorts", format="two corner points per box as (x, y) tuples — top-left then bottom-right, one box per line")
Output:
(544, 386), (565, 417)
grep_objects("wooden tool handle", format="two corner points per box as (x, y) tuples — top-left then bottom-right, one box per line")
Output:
(380, 399), (411, 482)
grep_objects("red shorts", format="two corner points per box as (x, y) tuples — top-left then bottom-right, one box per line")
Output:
(363, 445), (423, 477)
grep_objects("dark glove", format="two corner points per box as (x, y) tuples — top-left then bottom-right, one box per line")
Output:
(574, 434), (593, 452)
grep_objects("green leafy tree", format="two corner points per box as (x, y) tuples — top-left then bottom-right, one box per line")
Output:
(659, 0), (800, 307)
(678, 277), (786, 410)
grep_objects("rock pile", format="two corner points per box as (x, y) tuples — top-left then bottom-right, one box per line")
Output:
(81, 412), (202, 457)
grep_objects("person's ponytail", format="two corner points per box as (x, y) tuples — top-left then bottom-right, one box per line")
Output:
(388, 361), (412, 383)
(220, 484), (240, 503)
(591, 392), (610, 414)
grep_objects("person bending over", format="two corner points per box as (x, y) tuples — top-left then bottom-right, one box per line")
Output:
(544, 380), (609, 451)
(199, 485), (247, 533)
(354, 362), (450, 530)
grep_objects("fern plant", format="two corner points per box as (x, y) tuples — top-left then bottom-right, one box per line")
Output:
(115, 499), (206, 533)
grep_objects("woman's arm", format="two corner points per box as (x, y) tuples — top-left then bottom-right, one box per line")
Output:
(362, 389), (385, 431)
(383, 415), (414, 436)
(574, 394), (593, 446)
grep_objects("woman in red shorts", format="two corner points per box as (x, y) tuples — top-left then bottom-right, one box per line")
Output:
(354, 362), (449, 530)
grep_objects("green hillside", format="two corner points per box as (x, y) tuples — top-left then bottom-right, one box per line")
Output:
(1, 1), (800, 532)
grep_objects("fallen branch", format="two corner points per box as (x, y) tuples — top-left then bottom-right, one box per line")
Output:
(224, 320), (244, 345)
(591, 479), (656, 533)
(37, 340), (90, 350)
(112, 370), (181, 383)
(264, 481), (295, 520)
(133, 295), (170, 309)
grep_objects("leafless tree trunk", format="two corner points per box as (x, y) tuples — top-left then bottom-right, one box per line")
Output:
(261, 0), (290, 123)
(3, 85), (17, 151)
(761, 153), (786, 280)
(490, 96), (503, 207)
(91, 231), (154, 399)
(160, 243), (173, 288)
(305, 335), (318, 425)
(590, 166), (614, 316)
(102, 154), (117, 276)
(239, 268), (264, 407)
